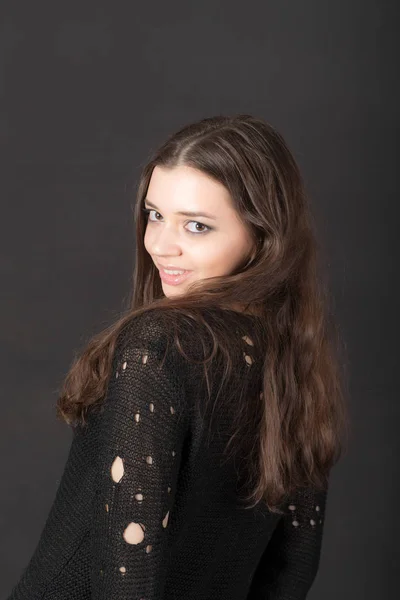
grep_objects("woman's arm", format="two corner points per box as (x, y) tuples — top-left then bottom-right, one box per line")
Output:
(89, 317), (190, 599)
(248, 484), (329, 600)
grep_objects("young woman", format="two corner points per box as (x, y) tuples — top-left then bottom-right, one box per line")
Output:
(7, 114), (349, 599)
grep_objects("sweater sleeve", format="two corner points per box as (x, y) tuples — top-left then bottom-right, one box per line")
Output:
(248, 484), (329, 600)
(89, 315), (190, 599)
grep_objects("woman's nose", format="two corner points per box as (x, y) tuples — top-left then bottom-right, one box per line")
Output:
(150, 226), (181, 255)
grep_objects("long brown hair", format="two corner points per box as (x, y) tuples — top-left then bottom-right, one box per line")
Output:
(56, 114), (350, 513)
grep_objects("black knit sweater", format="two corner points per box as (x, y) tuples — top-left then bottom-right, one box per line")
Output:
(6, 308), (329, 600)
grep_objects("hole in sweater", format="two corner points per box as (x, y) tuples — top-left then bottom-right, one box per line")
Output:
(242, 335), (254, 346)
(111, 456), (124, 482)
(119, 566), (126, 574)
(141, 353), (148, 364)
(162, 511), (170, 528)
(123, 522), (145, 544)
(146, 455), (153, 465)
(244, 353), (253, 365)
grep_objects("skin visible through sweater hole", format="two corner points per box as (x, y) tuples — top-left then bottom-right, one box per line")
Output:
(119, 566), (126, 574)
(162, 511), (169, 528)
(141, 353), (148, 364)
(146, 455), (153, 465)
(244, 353), (253, 365)
(111, 456), (124, 482)
(242, 335), (254, 346)
(123, 522), (145, 544)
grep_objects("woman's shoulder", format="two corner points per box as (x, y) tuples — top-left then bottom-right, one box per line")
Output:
(115, 307), (208, 362)
(116, 305), (264, 368)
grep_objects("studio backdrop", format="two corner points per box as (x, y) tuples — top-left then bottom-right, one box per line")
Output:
(1, 1), (397, 598)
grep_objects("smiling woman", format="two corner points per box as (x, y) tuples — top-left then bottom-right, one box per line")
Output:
(142, 164), (258, 297)
(7, 114), (348, 600)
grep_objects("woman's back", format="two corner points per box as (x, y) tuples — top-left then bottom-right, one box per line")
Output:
(7, 308), (329, 600)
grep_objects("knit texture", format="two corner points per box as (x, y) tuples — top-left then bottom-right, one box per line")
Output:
(6, 308), (329, 600)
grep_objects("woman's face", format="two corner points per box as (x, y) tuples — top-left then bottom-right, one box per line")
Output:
(143, 165), (255, 298)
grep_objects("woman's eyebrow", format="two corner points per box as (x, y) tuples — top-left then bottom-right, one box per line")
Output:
(144, 199), (217, 220)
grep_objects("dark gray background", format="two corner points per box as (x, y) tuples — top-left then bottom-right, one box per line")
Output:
(1, 1), (397, 598)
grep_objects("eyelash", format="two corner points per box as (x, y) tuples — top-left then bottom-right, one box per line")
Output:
(141, 208), (212, 235)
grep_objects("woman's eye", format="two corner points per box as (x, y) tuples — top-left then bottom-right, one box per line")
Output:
(142, 208), (211, 234)
(144, 208), (161, 221)
(186, 221), (209, 233)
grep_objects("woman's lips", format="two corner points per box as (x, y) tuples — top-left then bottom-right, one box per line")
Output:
(158, 266), (193, 286)
(158, 267), (192, 285)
